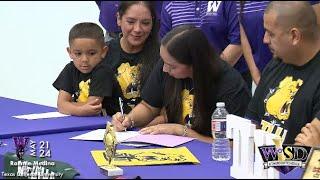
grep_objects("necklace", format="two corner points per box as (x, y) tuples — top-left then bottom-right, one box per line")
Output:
(184, 79), (194, 92)
(120, 37), (143, 54)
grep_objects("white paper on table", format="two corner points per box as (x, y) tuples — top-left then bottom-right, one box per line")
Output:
(69, 129), (141, 142)
(116, 131), (142, 142)
(13, 112), (70, 120)
(123, 134), (195, 147)
(70, 129), (195, 147)
(119, 142), (151, 147)
(69, 129), (105, 141)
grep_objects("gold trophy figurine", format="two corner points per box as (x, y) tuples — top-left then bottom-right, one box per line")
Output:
(100, 122), (123, 177)
(104, 122), (117, 167)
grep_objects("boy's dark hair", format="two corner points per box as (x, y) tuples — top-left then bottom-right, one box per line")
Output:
(161, 25), (221, 136)
(69, 22), (105, 46)
(118, 1), (160, 90)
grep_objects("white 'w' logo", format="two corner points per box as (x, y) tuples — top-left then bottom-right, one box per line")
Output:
(207, 1), (222, 13)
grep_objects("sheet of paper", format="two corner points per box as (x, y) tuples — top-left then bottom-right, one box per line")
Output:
(124, 134), (195, 147)
(69, 129), (140, 142)
(13, 111), (70, 120)
(70, 129), (195, 147)
(70, 128), (195, 148)
(91, 146), (200, 166)
(119, 142), (151, 147)
(69, 129), (105, 141)
(116, 131), (141, 142)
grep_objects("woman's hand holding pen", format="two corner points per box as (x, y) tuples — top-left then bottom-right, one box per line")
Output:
(112, 97), (133, 131)
(111, 112), (133, 131)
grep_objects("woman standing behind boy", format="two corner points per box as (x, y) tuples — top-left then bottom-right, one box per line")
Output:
(102, 1), (160, 114)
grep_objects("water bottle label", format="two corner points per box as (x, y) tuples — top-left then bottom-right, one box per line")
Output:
(212, 121), (220, 131)
(211, 119), (226, 132)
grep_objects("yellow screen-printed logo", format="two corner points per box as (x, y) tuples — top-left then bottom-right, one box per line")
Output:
(77, 79), (90, 103)
(117, 63), (140, 100)
(264, 76), (303, 121)
(181, 89), (194, 125)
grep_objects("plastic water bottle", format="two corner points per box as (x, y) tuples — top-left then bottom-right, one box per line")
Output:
(211, 102), (231, 161)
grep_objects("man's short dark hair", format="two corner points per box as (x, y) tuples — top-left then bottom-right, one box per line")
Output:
(265, 1), (318, 40)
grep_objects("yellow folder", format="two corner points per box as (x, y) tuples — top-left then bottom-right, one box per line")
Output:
(91, 146), (200, 166)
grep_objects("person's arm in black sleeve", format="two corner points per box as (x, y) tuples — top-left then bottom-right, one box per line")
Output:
(141, 60), (165, 108)
(53, 63), (102, 116)
(217, 63), (251, 117)
(112, 60), (165, 131)
(245, 59), (276, 126)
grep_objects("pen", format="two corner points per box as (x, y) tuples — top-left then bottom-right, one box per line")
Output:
(118, 97), (126, 131)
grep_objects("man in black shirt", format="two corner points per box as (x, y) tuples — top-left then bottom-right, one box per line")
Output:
(246, 1), (320, 144)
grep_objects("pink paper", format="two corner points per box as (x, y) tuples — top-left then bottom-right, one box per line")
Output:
(123, 134), (195, 147)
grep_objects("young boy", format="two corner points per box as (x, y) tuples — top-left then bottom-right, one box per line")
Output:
(53, 22), (121, 116)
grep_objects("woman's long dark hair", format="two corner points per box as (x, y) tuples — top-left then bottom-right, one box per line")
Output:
(161, 25), (222, 136)
(118, 1), (160, 89)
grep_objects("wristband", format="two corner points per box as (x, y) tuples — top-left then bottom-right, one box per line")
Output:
(182, 125), (188, 137)
(130, 119), (135, 129)
(127, 116), (134, 129)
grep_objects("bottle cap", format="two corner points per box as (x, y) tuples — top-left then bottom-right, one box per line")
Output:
(216, 102), (225, 107)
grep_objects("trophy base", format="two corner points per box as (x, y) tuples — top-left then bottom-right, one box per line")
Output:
(100, 165), (123, 177)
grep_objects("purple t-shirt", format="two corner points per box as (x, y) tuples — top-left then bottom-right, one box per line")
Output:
(160, 1), (248, 73)
(237, 1), (272, 72)
(96, 1), (163, 33)
(238, 1), (319, 72)
(96, 1), (120, 33)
